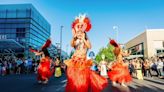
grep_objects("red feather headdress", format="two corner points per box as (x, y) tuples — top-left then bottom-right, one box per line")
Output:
(42, 39), (51, 50)
(109, 39), (119, 47)
(72, 14), (91, 32)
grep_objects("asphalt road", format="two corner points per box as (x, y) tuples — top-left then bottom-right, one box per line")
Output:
(0, 74), (164, 92)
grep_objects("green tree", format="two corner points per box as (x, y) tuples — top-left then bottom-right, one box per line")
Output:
(95, 44), (115, 63)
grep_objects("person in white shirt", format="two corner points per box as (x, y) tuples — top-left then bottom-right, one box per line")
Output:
(99, 54), (108, 78)
(156, 59), (164, 78)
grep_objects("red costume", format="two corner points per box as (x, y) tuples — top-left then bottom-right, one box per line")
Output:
(30, 39), (52, 82)
(65, 14), (108, 92)
(37, 57), (52, 81)
(65, 56), (107, 92)
(108, 39), (132, 83)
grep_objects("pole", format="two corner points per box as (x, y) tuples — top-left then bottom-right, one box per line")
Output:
(60, 26), (63, 62)
(113, 26), (118, 42)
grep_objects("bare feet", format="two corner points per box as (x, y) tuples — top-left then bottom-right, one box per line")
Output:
(38, 80), (42, 84)
(112, 81), (117, 86)
(42, 79), (48, 84)
(121, 83), (127, 87)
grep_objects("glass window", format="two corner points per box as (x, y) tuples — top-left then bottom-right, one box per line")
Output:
(0, 24), (5, 28)
(0, 10), (6, 18)
(26, 9), (31, 17)
(17, 9), (26, 18)
(157, 50), (161, 53)
(16, 28), (25, 38)
(9, 34), (15, 39)
(7, 10), (16, 18)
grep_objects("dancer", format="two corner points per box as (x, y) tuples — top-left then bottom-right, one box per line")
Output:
(99, 54), (108, 78)
(54, 57), (62, 77)
(64, 14), (108, 92)
(108, 39), (132, 87)
(30, 39), (52, 84)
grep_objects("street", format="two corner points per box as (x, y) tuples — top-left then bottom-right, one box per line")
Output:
(0, 74), (164, 92)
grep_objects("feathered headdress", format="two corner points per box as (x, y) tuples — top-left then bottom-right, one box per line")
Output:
(109, 39), (121, 56)
(29, 39), (51, 55)
(72, 13), (91, 32)
(109, 39), (119, 47)
(42, 39), (51, 50)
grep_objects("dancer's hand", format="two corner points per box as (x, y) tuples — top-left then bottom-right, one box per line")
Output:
(81, 33), (85, 40)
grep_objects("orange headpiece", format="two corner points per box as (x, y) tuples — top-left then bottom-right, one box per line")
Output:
(72, 14), (91, 32)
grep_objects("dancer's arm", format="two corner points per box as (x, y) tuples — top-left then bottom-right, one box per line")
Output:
(71, 29), (77, 47)
(71, 37), (76, 47)
(82, 33), (91, 49)
(34, 52), (43, 56)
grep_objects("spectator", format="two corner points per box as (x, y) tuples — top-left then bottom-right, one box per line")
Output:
(135, 60), (143, 80)
(24, 59), (29, 74)
(0, 62), (2, 75)
(144, 59), (152, 77)
(156, 58), (164, 78)
(2, 64), (6, 76)
(129, 60), (135, 76)
(8, 62), (12, 74)
(16, 58), (23, 74)
(28, 57), (33, 73)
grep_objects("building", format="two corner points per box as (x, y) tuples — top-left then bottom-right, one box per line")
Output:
(0, 4), (50, 57)
(125, 29), (164, 58)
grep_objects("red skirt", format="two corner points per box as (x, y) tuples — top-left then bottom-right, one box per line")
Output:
(37, 58), (52, 81)
(108, 62), (132, 83)
(65, 56), (108, 92)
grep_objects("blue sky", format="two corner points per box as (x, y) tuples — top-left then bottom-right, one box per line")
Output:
(1, 0), (164, 54)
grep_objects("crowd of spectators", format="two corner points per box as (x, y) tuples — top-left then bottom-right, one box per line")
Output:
(0, 55), (39, 76)
(128, 56), (164, 79)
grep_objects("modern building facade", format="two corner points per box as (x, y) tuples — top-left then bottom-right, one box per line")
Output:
(125, 29), (164, 58)
(0, 4), (50, 57)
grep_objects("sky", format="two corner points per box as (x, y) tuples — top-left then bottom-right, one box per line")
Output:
(0, 0), (164, 55)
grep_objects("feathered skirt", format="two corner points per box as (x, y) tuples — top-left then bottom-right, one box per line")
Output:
(108, 62), (132, 83)
(64, 56), (108, 92)
(37, 57), (52, 81)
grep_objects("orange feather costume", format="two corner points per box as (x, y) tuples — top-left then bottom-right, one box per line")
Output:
(30, 39), (52, 82)
(108, 39), (132, 83)
(64, 14), (108, 92)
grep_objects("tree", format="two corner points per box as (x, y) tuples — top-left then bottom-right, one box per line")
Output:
(95, 44), (115, 63)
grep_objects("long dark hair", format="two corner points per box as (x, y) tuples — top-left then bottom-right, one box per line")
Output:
(84, 32), (88, 40)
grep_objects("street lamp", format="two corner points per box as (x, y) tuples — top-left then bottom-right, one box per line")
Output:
(56, 43), (60, 57)
(60, 26), (64, 62)
(113, 26), (118, 42)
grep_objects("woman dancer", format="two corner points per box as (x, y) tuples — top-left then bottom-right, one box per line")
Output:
(108, 39), (132, 87)
(64, 14), (108, 92)
(99, 54), (108, 78)
(54, 57), (62, 77)
(30, 39), (52, 84)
